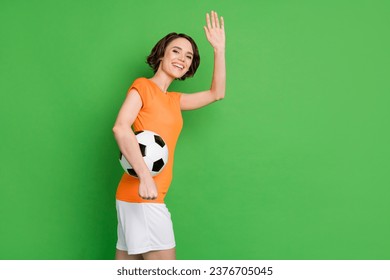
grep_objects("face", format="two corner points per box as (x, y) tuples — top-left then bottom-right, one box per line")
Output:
(158, 37), (194, 79)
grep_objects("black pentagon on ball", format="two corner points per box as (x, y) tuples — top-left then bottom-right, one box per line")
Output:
(139, 143), (146, 157)
(154, 135), (166, 148)
(152, 158), (165, 172)
(127, 168), (137, 177)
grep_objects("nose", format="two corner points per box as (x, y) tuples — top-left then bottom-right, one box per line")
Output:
(177, 52), (185, 62)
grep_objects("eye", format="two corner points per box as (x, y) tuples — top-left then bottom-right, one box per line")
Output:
(173, 49), (179, 54)
(187, 56), (193, 60)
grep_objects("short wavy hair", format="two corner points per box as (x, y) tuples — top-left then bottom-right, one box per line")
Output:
(146, 32), (200, 81)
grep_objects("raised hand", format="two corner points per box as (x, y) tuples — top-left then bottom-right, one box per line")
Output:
(204, 11), (225, 51)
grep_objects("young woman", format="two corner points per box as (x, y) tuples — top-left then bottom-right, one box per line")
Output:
(112, 11), (225, 260)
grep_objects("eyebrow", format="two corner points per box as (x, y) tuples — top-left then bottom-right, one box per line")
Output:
(172, 46), (193, 56)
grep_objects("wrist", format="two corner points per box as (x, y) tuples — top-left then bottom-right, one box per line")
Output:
(213, 47), (225, 54)
(137, 169), (152, 180)
(214, 48), (225, 56)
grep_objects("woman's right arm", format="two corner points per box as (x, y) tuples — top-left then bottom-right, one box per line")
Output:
(112, 89), (158, 200)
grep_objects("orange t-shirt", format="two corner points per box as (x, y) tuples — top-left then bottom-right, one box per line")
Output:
(116, 77), (183, 203)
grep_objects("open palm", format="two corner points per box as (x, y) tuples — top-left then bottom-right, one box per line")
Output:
(204, 11), (225, 51)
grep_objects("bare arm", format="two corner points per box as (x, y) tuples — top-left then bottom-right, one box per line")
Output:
(112, 89), (158, 200)
(180, 11), (226, 110)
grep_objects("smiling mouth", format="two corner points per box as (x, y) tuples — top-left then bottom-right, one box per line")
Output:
(172, 63), (184, 70)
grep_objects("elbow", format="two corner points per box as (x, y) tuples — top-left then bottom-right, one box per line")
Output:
(113, 123), (133, 140)
(112, 125), (119, 136)
(215, 92), (225, 101)
(211, 89), (225, 101)
(112, 124), (126, 138)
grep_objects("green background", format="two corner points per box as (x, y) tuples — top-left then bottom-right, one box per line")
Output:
(1, 0), (389, 260)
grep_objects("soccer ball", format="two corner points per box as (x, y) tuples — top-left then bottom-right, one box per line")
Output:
(119, 130), (168, 177)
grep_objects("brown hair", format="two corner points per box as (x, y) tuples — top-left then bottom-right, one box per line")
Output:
(146, 32), (200, 81)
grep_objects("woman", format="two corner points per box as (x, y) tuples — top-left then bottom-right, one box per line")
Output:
(112, 11), (225, 260)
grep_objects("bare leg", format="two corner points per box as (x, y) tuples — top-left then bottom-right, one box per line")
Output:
(115, 249), (143, 260)
(142, 248), (176, 260)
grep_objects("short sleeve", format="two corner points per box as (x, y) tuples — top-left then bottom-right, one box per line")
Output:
(127, 77), (150, 108)
(170, 91), (182, 103)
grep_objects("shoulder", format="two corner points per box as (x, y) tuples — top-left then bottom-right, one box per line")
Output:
(128, 77), (157, 106)
(128, 77), (153, 93)
(131, 77), (150, 87)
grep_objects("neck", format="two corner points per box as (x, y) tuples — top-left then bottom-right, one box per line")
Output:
(149, 71), (174, 93)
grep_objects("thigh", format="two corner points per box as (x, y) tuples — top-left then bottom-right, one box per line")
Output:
(116, 201), (176, 255)
(142, 248), (176, 260)
(115, 249), (143, 260)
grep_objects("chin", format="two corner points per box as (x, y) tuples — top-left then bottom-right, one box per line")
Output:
(169, 72), (185, 80)
(165, 68), (187, 80)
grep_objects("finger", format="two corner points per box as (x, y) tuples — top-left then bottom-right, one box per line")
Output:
(206, 12), (211, 30)
(140, 194), (150, 200)
(203, 25), (210, 40)
(211, 11), (217, 28)
(215, 11), (220, 29)
(220, 16), (224, 30)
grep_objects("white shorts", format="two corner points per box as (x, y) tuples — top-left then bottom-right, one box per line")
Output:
(116, 200), (176, 255)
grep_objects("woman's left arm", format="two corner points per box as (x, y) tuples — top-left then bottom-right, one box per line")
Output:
(180, 11), (226, 110)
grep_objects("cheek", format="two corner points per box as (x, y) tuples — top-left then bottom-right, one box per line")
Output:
(167, 51), (177, 59)
(161, 51), (174, 63)
(187, 60), (193, 70)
